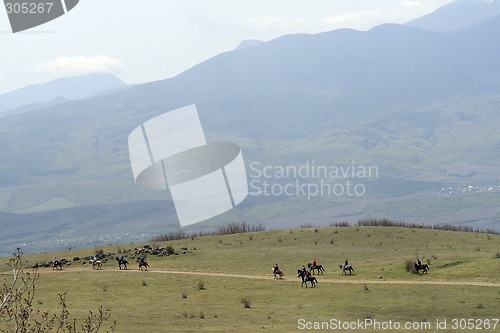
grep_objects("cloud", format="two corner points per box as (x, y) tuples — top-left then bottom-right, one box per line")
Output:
(324, 9), (383, 28)
(39, 55), (123, 76)
(400, 0), (422, 8)
(240, 10), (382, 38)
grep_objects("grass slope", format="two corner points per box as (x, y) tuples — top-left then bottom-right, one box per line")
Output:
(1, 226), (499, 332)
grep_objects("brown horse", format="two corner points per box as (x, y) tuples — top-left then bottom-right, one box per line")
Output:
(339, 264), (355, 275)
(297, 270), (318, 288)
(307, 263), (325, 275)
(138, 260), (149, 271)
(116, 257), (129, 270)
(273, 267), (285, 279)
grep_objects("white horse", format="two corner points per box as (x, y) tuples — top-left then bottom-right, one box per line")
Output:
(91, 259), (103, 270)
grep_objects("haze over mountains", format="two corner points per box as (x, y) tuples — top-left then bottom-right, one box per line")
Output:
(0, 73), (127, 116)
(1, 0), (500, 253)
(406, 0), (500, 32)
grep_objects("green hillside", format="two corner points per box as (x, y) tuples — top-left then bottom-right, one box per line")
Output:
(1, 226), (498, 332)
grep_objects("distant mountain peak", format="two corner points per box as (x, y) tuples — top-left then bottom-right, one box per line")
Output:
(234, 39), (264, 51)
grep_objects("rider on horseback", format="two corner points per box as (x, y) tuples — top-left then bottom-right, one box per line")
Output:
(273, 263), (279, 273)
(312, 258), (317, 269)
(344, 258), (349, 268)
(140, 254), (145, 264)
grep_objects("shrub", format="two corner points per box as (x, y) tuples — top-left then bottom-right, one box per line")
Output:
(0, 248), (115, 332)
(197, 280), (206, 290)
(405, 259), (417, 274)
(241, 297), (251, 308)
(166, 245), (175, 255)
(217, 222), (265, 235)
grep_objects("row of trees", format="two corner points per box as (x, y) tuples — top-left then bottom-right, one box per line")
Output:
(151, 221), (266, 242)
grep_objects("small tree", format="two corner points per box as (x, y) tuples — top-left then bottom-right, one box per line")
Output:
(0, 248), (115, 333)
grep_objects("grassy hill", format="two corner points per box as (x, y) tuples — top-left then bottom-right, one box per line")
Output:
(1, 226), (498, 332)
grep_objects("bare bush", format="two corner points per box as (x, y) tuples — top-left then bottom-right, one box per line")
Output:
(404, 259), (417, 274)
(150, 222), (266, 243)
(0, 248), (115, 333)
(358, 219), (498, 235)
(216, 222), (265, 235)
(241, 297), (251, 308)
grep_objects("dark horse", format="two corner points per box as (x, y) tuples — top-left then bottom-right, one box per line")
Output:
(415, 263), (429, 275)
(307, 262), (325, 275)
(138, 260), (149, 271)
(339, 264), (355, 275)
(297, 269), (318, 288)
(116, 257), (129, 270)
(52, 261), (63, 270)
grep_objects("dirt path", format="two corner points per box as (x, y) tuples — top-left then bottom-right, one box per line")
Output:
(33, 267), (500, 288)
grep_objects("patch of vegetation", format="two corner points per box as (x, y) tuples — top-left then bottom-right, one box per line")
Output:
(241, 297), (251, 309)
(197, 280), (205, 290)
(0, 248), (115, 332)
(358, 218), (498, 235)
(150, 222), (266, 242)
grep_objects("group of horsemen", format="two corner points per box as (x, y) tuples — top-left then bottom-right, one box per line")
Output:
(52, 254), (146, 268)
(273, 258), (350, 277)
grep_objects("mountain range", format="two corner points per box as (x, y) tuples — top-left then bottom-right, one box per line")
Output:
(1, 0), (500, 253)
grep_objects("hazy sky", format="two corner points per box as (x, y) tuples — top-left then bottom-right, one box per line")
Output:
(0, 0), (453, 94)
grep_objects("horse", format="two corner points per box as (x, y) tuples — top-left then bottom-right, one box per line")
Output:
(415, 263), (429, 275)
(307, 262), (325, 275)
(297, 269), (318, 288)
(91, 260), (103, 270)
(116, 257), (129, 270)
(137, 260), (149, 271)
(52, 260), (63, 270)
(272, 267), (285, 279)
(339, 264), (355, 275)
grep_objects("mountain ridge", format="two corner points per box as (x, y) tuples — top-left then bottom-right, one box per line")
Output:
(0, 73), (127, 114)
(1, 4), (500, 252)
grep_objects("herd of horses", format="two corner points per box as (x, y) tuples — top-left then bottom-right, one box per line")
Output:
(51, 256), (429, 285)
(273, 262), (357, 288)
(52, 257), (150, 271)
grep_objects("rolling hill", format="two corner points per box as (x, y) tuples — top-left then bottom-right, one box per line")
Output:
(1, 226), (499, 332)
